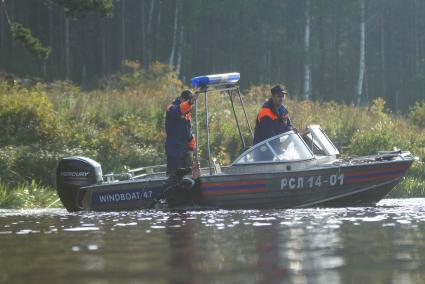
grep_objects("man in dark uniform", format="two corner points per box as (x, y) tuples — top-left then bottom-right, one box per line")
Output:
(165, 90), (197, 176)
(253, 85), (292, 145)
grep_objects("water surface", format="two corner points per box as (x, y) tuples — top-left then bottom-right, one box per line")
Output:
(1, 199), (425, 283)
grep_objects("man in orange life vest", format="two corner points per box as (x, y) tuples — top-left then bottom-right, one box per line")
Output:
(253, 85), (293, 145)
(165, 90), (198, 176)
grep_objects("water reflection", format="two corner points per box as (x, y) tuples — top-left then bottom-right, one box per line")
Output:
(0, 199), (425, 283)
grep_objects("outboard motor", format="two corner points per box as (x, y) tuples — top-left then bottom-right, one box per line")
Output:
(56, 156), (103, 212)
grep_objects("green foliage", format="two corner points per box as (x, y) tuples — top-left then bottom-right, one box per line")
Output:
(390, 174), (425, 198)
(347, 99), (410, 155)
(0, 63), (179, 187)
(3, 0), (112, 62)
(0, 146), (18, 183)
(409, 101), (425, 128)
(0, 145), (98, 186)
(0, 180), (58, 209)
(369, 97), (390, 121)
(10, 23), (51, 59)
(52, 0), (113, 17)
(102, 61), (182, 94)
(349, 121), (402, 155)
(0, 82), (64, 146)
(2, 66), (425, 208)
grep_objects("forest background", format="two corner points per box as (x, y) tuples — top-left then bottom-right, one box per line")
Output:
(0, 0), (425, 207)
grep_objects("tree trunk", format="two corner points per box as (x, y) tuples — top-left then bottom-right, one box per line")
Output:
(317, 1), (326, 101)
(100, 19), (107, 76)
(44, 4), (53, 78)
(121, 0), (126, 71)
(147, 0), (155, 66)
(380, 12), (386, 99)
(141, 0), (147, 69)
(260, 24), (267, 84)
(155, 1), (162, 62)
(355, 0), (366, 106)
(65, 17), (70, 80)
(9, 0), (15, 49)
(333, 4), (340, 99)
(303, 0), (311, 100)
(0, 3), (4, 50)
(169, 1), (179, 69)
(81, 65), (86, 88)
(48, 4), (53, 51)
(267, 34), (272, 84)
(413, 0), (419, 74)
(176, 24), (184, 76)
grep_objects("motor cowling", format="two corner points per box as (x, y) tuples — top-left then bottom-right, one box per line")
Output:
(56, 156), (102, 212)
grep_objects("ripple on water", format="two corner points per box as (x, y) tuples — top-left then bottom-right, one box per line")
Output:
(1, 199), (425, 283)
(63, 227), (100, 232)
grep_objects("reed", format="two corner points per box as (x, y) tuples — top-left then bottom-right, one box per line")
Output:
(1, 63), (425, 207)
(0, 180), (58, 208)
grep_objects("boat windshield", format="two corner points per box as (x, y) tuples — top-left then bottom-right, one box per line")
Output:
(233, 132), (314, 164)
(303, 125), (339, 156)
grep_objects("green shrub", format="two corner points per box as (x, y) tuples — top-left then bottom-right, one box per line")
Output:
(2, 68), (425, 203)
(348, 121), (409, 156)
(0, 144), (98, 186)
(0, 180), (58, 209)
(390, 175), (425, 197)
(409, 101), (425, 128)
(10, 23), (51, 59)
(0, 146), (18, 182)
(0, 83), (64, 146)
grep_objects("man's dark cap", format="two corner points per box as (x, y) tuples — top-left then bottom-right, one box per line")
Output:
(180, 90), (193, 101)
(271, 85), (287, 96)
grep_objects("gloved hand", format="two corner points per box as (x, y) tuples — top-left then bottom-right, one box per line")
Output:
(196, 86), (208, 93)
(189, 92), (199, 105)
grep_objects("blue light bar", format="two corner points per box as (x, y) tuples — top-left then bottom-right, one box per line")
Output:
(191, 72), (240, 88)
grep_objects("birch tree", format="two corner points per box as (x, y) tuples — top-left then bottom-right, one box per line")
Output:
(176, 24), (183, 76)
(64, 17), (70, 80)
(146, 0), (155, 66)
(121, 0), (126, 71)
(303, 0), (311, 100)
(169, 1), (179, 68)
(141, 0), (147, 69)
(355, 0), (366, 106)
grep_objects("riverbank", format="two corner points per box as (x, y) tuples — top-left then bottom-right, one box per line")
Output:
(0, 181), (57, 209)
(1, 64), (424, 208)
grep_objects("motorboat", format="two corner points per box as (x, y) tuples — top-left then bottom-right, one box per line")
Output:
(56, 73), (416, 212)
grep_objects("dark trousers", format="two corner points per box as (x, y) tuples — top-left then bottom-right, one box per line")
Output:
(166, 153), (194, 176)
(166, 155), (184, 176)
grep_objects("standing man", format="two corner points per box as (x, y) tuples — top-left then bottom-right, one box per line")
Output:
(253, 85), (293, 145)
(165, 90), (197, 176)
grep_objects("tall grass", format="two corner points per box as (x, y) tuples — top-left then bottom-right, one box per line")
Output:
(0, 180), (58, 208)
(1, 62), (425, 208)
